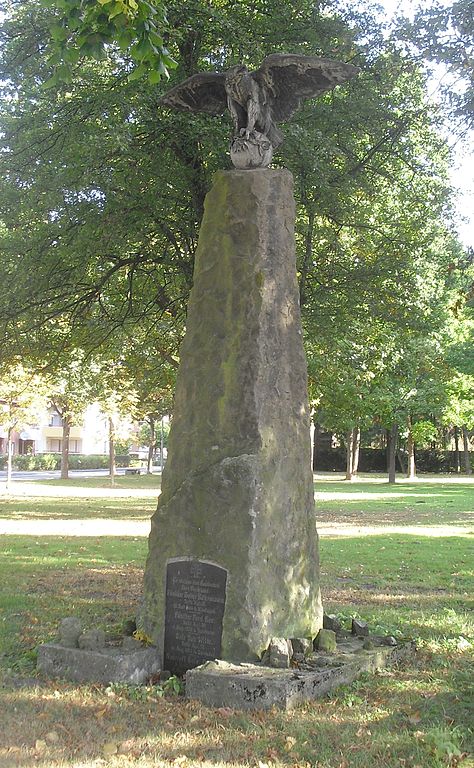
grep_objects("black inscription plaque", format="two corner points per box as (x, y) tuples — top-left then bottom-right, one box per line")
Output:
(163, 559), (227, 676)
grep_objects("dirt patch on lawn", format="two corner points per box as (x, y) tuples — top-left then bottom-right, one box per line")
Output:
(30, 566), (144, 609)
(322, 582), (460, 609)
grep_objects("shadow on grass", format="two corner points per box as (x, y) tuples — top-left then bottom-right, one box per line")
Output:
(0, 531), (472, 766)
(1, 654), (472, 768)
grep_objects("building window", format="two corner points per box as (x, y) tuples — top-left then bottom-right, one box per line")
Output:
(49, 413), (63, 427)
(46, 439), (82, 453)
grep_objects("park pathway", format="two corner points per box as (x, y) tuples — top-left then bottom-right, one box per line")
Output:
(0, 518), (471, 537)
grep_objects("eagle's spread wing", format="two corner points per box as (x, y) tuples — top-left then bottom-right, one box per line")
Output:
(254, 54), (359, 123)
(160, 72), (227, 115)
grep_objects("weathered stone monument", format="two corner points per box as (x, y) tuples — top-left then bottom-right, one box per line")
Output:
(141, 54), (359, 675)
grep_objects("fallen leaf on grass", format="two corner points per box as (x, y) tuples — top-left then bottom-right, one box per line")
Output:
(285, 736), (297, 751)
(289, 764), (311, 768)
(35, 740), (47, 752)
(45, 731), (59, 744)
(172, 756), (188, 766)
(103, 741), (118, 757)
(266, 747), (280, 760)
(407, 711), (422, 725)
(216, 706), (234, 717)
(119, 740), (142, 758)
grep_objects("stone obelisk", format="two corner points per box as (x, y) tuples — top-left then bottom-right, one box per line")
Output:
(142, 168), (323, 666)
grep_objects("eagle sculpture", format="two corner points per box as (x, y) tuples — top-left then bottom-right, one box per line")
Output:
(160, 53), (359, 168)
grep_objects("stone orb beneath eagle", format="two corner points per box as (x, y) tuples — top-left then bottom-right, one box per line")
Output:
(160, 53), (359, 169)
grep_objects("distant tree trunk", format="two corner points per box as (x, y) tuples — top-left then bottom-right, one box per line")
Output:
(147, 417), (156, 474)
(108, 417), (116, 486)
(462, 425), (472, 475)
(454, 425), (461, 473)
(397, 449), (407, 474)
(6, 426), (14, 490)
(352, 425), (361, 476)
(299, 208), (315, 307)
(61, 418), (71, 480)
(345, 429), (354, 481)
(441, 427), (449, 450)
(160, 418), (165, 473)
(312, 421), (322, 471)
(406, 416), (416, 479)
(388, 422), (398, 484)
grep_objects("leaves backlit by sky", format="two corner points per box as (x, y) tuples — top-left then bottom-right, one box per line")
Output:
(374, 0), (473, 247)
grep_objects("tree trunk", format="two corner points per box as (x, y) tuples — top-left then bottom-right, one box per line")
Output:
(6, 426), (13, 491)
(388, 422), (398, 484)
(352, 425), (361, 476)
(61, 418), (71, 480)
(462, 425), (472, 475)
(147, 417), (156, 474)
(345, 430), (354, 481)
(312, 420), (322, 472)
(454, 425), (461, 474)
(441, 426), (449, 450)
(397, 449), (407, 474)
(406, 416), (416, 479)
(160, 417), (165, 474)
(299, 208), (315, 307)
(108, 417), (116, 486)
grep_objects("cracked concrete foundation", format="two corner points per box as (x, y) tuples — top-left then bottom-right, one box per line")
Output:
(141, 169), (322, 664)
(186, 641), (416, 710)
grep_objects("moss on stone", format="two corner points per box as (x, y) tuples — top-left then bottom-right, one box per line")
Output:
(142, 169), (322, 663)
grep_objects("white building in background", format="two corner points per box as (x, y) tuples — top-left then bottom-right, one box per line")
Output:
(2, 403), (110, 457)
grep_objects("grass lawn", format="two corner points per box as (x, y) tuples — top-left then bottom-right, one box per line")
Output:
(0, 475), (472, 768)
(0, 475), (160, 521)
(37, 474), (163, 491)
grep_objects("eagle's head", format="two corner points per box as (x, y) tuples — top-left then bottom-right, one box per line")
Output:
(225, 64), (249, 91)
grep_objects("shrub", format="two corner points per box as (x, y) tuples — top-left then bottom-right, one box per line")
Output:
(12, 454), (60, 470)
(114, 440), (132, 455)
(13, 454), (36, 470)
(313, 447), (474, 474)
(115, 454), (131, 467)
(68, 454), (109, 470)
(8, 453), (133, 471)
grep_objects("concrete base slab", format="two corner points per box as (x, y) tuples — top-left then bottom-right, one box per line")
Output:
(37, 643), (161, 685)
(186, 639), (415, 710)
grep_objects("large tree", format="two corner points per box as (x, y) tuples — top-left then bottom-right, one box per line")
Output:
(0, 0), (468, 463)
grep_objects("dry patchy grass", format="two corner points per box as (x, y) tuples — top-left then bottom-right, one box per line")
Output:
(0, 477), (473, 768)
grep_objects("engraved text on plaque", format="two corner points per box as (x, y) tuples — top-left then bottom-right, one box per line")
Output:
(163, 559), (227, 676)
